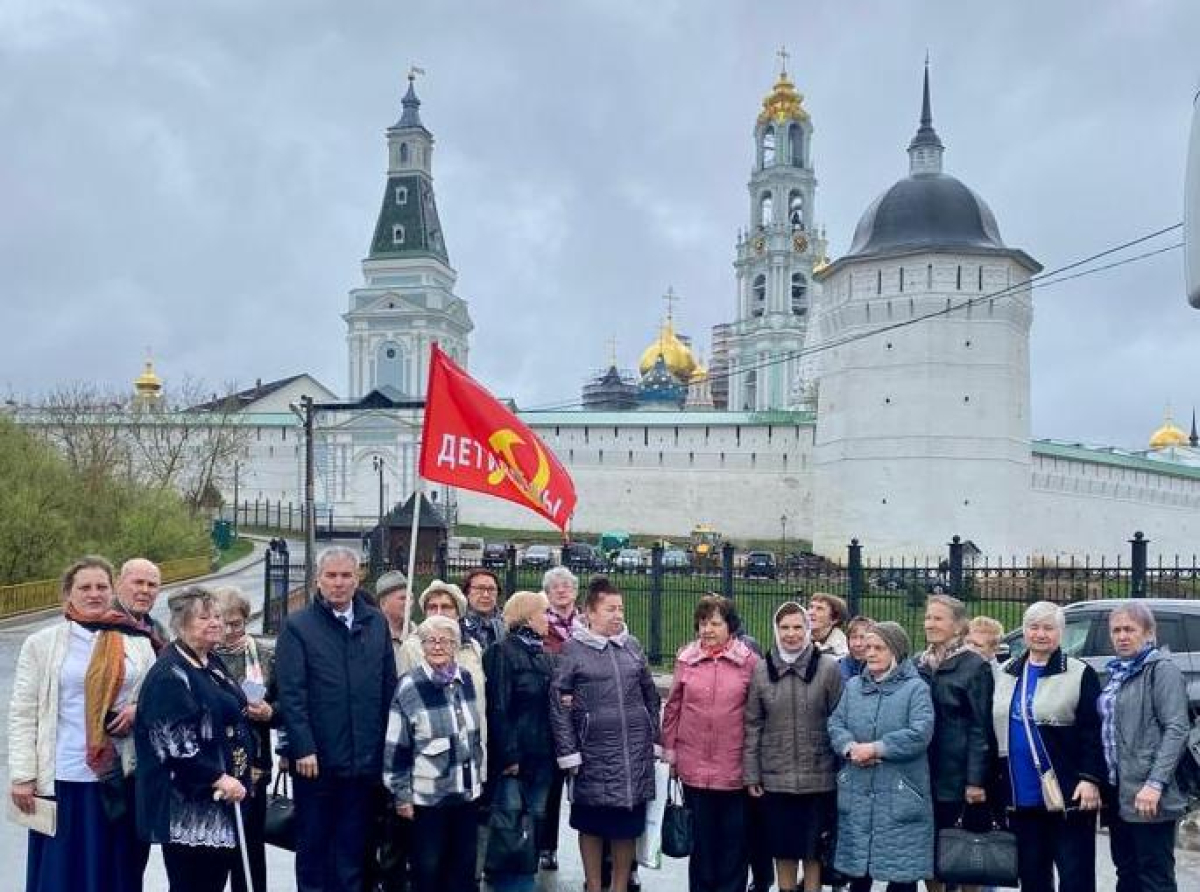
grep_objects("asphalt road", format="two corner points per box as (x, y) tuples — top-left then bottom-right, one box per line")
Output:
(2, 540), (1198, 889)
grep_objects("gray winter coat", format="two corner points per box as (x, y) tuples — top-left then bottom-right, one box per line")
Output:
(828, 659), (935, 883)
(549, 624), (661, 809)
(744, 646), (844, 793)
(1108, 649), (1192, 823)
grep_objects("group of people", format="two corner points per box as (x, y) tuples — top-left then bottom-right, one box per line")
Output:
(664, 592), (1193, 892)
(7, 548), (1195, 892)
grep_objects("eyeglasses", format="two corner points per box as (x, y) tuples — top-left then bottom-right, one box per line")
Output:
(421, 637), (456, 649)
(469, 585), (498, 594)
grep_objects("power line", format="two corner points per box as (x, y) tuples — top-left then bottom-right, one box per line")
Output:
(522, 223), (1184, 413)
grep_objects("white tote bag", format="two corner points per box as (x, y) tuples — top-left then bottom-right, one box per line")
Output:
(636, 761), (671, 870)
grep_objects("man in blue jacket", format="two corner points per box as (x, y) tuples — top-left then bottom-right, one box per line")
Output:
(277, 545), (399, 892)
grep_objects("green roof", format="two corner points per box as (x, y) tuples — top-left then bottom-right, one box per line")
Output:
(368, 174), (449, 263)
(1033, 439), (1200, 482)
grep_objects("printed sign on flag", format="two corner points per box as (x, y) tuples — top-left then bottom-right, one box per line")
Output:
(419, 345), (576, 531)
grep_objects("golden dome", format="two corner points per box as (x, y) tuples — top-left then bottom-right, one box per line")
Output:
(134, 359), (163, 395)
(1149, 414), (1189, 451)
(757, 71), (809, 126)
(638, 319), (697, 381)
(689, 363), (709, 385)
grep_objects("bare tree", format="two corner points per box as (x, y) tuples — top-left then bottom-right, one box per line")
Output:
(23, 378), (251, 514)
(31, 382), (136, 492)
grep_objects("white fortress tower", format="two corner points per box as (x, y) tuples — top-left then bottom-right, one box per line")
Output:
(812, 65), (1042, 558)
(344, 72), (472, 398)
(726, 54), (827, 411)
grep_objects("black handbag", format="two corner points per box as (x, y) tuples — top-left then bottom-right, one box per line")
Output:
(484, 775), (538, 875)
(660, 778), (693, 858)
(263, 771), (296, 851)
(935, 810), (1018, 888)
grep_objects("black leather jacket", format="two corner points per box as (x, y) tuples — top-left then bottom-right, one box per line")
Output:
(919, 648), (996, 802)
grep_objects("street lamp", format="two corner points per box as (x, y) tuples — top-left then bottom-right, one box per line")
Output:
(373, 455), (386, 570)
(780, 513), (788, 563)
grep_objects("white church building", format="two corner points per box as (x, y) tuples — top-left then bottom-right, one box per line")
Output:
(94, 65), (1200, 561)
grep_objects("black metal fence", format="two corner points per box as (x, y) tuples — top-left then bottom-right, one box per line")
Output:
(262, 532), (1200, 665)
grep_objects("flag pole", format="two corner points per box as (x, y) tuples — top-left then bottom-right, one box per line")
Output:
(401, 475), (423, 640)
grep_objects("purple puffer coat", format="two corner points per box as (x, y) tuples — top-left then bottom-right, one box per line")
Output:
(549, 623), (661, 809)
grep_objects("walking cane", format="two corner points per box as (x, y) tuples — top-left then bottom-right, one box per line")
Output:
(214, 786), (255, 891)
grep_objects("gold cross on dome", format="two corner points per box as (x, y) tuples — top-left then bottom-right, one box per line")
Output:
(777, 46), (790, 76)
(662, 286), (681, 322)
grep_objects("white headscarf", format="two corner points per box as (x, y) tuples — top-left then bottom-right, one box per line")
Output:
(773, 601), (811, 664)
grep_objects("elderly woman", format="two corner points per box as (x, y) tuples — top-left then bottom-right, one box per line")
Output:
(1100, 602), (1190, 892)
(992, 601), (1104, 892)
(483, 590), (555, 892)
(966, 616), (1005, 663)
(828, 621), (935, 892)
(809, 593), (849, 657)
(462, 568), (506, 651)
(542, 566), (579, 657)
(398, 580), (485, 704)
(663, 595), (758, 892)
(212, 587), (276, 892)
(744, 602), (842, 892)
(839, 615), (874, 680)
(384, 615), (485, 892)
(135, 586), (255, 892)
(8, 556), (156, 892)
(918, 595), (995, 892)
(550, 576), (660, 892)
(537, 565), (579, 871)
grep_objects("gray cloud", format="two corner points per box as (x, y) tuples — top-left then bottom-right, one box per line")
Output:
(2, 0), (1198, 450)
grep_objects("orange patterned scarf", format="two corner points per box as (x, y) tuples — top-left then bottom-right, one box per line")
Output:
(64, 603), (141, 776)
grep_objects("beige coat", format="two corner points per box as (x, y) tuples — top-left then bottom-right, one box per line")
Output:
(8, 621), (156, 795)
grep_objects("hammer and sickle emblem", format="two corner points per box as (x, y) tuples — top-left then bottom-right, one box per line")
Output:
(487, 429), (551, 509)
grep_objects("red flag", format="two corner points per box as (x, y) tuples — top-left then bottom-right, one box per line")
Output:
(419, 345), (576, 531)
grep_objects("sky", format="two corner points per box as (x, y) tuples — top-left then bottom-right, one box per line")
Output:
(2, 0), (1198, 450)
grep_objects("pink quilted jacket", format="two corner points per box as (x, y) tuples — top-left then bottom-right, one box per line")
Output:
(662, 638), (758, 790)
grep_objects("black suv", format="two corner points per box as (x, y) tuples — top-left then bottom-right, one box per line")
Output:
(743, 552), (778, 580)
(563, 542), (602, 573)
(1000, 598), (1200, 709)
(481, 542), (509, 569)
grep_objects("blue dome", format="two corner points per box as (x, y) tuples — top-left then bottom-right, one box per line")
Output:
(846, 173), (1006, 259)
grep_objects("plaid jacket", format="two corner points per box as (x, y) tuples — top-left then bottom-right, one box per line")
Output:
(383, 663), (484, 807)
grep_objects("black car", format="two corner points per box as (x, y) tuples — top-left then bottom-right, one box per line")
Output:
(563, 542), (603, 573)
(743, 551), (778, 580)
(482, 542), (509, 569)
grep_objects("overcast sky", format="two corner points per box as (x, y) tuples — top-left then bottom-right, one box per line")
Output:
(3, 0), (1198, 450)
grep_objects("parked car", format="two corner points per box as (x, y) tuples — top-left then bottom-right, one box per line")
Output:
(743, 551), (778, 580)
(614, 548), (645, 573)
(662, 548), (691, 573)
(520, 544), (554, 569)
(872, 568), (947, 594)
(563, 542), (603, 573)
(999, 598), (1200, 709)
(482, 542), (509, 569)
(785, 551), (839, 574)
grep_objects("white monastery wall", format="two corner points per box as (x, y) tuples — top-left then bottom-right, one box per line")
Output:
(1028, 451), (1200, 561)
(456, 419), (816, 540)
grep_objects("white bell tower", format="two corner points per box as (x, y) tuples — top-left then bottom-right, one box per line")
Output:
(726, 50), (827, 411)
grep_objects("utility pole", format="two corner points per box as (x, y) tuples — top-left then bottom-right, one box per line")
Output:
(295, 395), (315, 598)
(231, 460), (240, 537)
